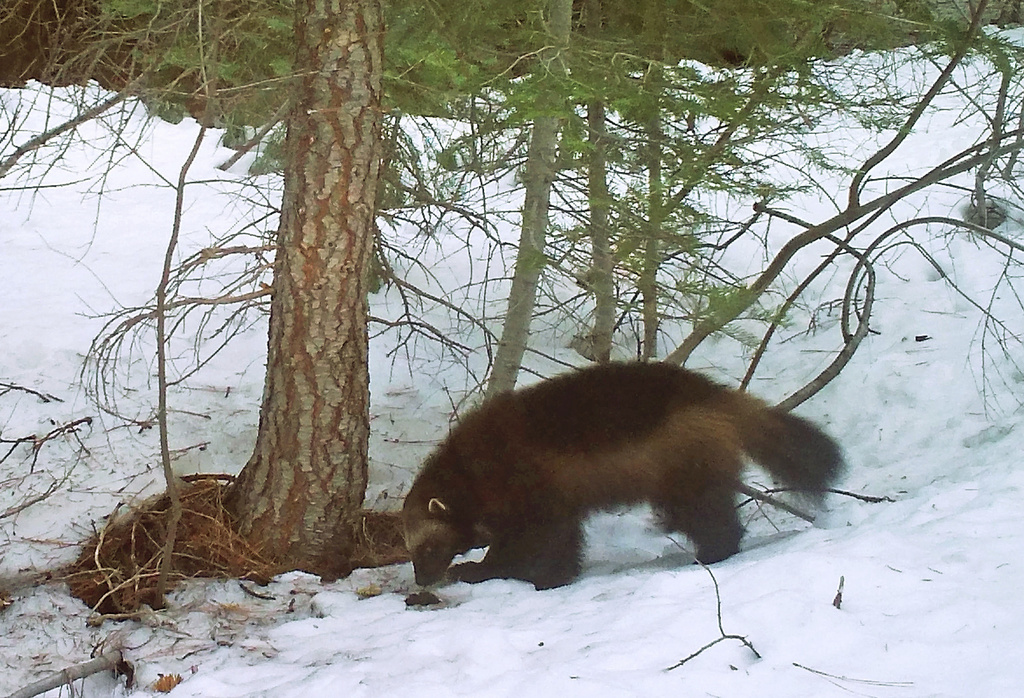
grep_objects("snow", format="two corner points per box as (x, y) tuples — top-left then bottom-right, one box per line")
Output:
(2, 38), (1024, 698)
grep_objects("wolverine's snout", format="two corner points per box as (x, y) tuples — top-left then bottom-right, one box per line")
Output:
(411, 551), (451, 587)
(404, 512), (463, 587)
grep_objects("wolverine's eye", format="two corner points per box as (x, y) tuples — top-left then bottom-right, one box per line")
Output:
(420, 542), (451, 558)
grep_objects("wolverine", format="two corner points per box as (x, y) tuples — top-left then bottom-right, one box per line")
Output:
(403, 361), (844, 590)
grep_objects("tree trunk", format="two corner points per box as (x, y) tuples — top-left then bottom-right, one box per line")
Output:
(486, 0), (572, 396)
(585, 99), (614, 363)
(639, 0), (666, 362)
(640, 113), (664, 361)
(580, 0), (614, 364)
(227, 0), (383, 578)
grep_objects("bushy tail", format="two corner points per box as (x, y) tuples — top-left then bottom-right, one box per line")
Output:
(737, 402), (844, 502)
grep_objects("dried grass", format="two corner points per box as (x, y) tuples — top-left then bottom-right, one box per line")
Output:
(65, 476), (408, 614)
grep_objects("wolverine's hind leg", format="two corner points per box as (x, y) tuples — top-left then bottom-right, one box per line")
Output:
(655, 460), (743, 565)
(451, 517), (584, 590)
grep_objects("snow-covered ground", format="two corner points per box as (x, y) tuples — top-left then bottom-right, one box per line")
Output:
(2, 37), (1024, 698)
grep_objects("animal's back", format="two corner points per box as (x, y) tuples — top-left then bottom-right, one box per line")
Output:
(435, 363), (744, 515)
(492, 361), (727, 452)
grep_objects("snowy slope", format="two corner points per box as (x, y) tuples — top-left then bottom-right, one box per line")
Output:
(2, 37), (1024, 698)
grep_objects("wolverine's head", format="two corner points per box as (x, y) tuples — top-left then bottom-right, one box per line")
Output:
(402, 493), (475, 587)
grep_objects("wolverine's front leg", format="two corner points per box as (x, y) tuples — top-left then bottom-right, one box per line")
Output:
(449, 518), (583, 590)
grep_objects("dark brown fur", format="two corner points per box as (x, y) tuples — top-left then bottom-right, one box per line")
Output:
(402, 362), (844, 589)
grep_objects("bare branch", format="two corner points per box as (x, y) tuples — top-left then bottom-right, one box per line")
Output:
(664, 124), (1024, 367)
(4, 649), (130, 698)
(848, 0), (991, 208)
(0, 382), (63, 403)
(793, 661), (914, 689)
(736, 483), (816, 523)
(216, 99), (290, 172)
(0, 85), (139, 179)
(776, 239), (876, 411)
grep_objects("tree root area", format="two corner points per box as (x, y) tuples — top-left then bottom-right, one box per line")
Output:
(65, 476), (409, 614)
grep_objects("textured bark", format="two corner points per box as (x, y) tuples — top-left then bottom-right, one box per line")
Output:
(640, 114), (663, 361)
(639, 0), (666, 362)
(582, 0), (614, 364)
(486, 112), (562, 396)
(227, 0), (383, 577)
(486, 0), (572, 396)
(587, 100), (614, 363)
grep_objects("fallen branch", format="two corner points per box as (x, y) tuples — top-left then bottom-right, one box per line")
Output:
(741, 484), (895, 509)
(665, 542), (761, 671)
(3, 649), (132, 698)
(793, 661), (913, 689)
(827, 488), (894, 504)
(0, 417), (94, 470)
(736, 483), (816, 523)
(238, 581), (275, 600)
(736, 483), (893, 532)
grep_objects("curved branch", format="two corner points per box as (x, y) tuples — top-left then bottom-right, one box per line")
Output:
(848, 0), (990, 208)
(779, 212), (1024, 410)
(777, 252), (875, 411)
(663, 125), (1024, 367)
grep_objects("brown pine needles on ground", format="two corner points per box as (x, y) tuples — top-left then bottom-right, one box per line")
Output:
(64, 476), (408, 614)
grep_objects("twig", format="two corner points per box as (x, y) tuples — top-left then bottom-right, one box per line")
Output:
(0, 476), (66, 520)
(736, 483), (816, 523)
(3, 649), (129, 698)
(848, 0), (991, 208)
(0, 84), (139, 179)
(738, 204), (879, 407)
(0, 381), (63, 403)
(827, 488), (894, 504)
(739, 207), (850, 393)
(238, 581), (275, 600)
(793, 662), (913, 688)
(746, 485), (894, 505)
(0, 416), (93, 474)
(832, 575), (844, 609)
(665, 541), (760, 671)
(216, 99), (290, 171)
(776, 238), (876, 411)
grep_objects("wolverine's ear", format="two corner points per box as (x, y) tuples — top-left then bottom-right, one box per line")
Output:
(427, 497), (449, 515)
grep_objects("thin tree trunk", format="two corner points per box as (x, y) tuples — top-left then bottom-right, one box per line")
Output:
(640, 114), (664, 360)
(579, 0), (614, 364)
(153, 125), (207, 608)
(227, 0), (383, 578)
(486, 0), (572, 396)
(586, 99), (614, 363)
